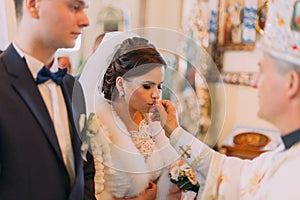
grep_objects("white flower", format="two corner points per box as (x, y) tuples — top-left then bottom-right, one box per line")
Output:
(81, 142), (89, 152)
(81, 112), (99, 161)
(79, 113), (86, 132)
(87, 113), (99, 133)
(179, 163), (191, 171)
(169, 165), (180, 181)
(169, 159), (200, 191)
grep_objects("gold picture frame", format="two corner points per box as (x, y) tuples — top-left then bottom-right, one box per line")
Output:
(255, 1), (268, 35)
(217, 0), (257, 51)
(291, 0), (300, 32)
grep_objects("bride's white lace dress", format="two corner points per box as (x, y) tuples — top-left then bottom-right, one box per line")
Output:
(92, 95), (179, 199)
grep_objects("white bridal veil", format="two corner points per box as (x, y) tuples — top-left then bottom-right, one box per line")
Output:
(79, 31), (139, 115)
(78, 29), (226, 172)
(79, 31), (180, 173)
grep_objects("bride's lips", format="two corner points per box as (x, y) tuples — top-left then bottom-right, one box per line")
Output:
(148, 101), (157, 106)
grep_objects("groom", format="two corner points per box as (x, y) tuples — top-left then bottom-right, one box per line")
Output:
(0, 0), (95, 199)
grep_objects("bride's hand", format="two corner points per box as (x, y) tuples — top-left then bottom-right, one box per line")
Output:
(168, 184), (182, 200)
(138, 182), (157, 200)
(114, 182), (157, 200)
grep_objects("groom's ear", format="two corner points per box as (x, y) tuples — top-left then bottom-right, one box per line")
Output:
(116, 76), (124, 92)
(25, 0), (40, 19)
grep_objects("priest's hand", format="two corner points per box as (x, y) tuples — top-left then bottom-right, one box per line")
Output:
(150, 100), (179, 138)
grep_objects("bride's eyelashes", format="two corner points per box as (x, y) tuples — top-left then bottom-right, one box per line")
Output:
(142, 84), (163, 90)
(142, 84), (151, 89)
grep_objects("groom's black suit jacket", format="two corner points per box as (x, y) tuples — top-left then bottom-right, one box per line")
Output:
(0, 44), (95, 200)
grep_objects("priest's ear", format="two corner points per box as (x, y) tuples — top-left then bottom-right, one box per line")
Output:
(286, 70), (300, 99)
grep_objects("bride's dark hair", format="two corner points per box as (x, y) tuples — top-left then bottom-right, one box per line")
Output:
(102, 37), (166, 101)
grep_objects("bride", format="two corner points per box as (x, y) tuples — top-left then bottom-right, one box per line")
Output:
(80, 32), (180, 199)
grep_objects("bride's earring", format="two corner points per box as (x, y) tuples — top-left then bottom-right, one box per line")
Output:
(119, 91), (125, 97)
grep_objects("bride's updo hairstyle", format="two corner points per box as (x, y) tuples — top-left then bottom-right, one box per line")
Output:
(102, 37), (166, 101)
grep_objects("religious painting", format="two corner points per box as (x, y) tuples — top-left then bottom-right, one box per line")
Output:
(97, 5), (131, 33)
(98, 6), (124, 32)
(160, 50), (212, 139)
(218, 0), (258, 50)
(255, 1), (268, 35)
(291, 1), (300, 32)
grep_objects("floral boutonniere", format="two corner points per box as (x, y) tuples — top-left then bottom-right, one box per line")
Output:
(169, 159), (200, 193)
(81, 112), (99, 161)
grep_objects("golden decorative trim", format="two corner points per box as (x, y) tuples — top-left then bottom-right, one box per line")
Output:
(221, 71), (256, 86)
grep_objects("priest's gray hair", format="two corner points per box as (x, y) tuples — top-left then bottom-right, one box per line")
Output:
(270, 54), (300, 75)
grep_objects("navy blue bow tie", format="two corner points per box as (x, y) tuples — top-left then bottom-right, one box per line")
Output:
(36, 66), (67, 85)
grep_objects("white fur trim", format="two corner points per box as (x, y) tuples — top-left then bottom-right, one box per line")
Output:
(94, 94), (179, 198)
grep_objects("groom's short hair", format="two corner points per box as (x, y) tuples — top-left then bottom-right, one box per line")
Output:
(13, 0), (24, 22)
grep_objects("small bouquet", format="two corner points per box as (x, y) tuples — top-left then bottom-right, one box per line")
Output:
(81, 112), (99, 161)
(169, 159), (199, 199)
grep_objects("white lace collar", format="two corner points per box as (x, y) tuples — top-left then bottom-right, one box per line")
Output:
(129, 119), (156, 160)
